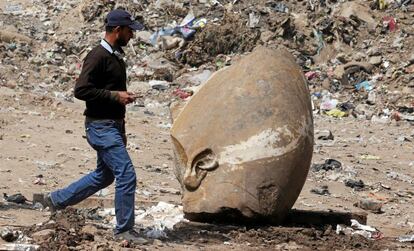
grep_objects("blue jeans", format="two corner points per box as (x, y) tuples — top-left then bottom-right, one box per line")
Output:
(50, 120), (136, 234)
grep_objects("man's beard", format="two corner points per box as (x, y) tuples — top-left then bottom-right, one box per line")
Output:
(116, 37), (128, 47)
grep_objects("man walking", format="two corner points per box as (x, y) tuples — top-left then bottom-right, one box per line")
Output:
(42, 9), (146, 243)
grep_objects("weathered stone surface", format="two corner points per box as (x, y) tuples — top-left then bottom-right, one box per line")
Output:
(32, 229), (55, 242)
(81, 225), (98, 236)
(369, 56), (382, 66)
(0, 30), (32, 44)
(170, 47), (313, 222)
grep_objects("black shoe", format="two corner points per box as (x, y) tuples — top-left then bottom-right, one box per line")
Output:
(115, 229), (148, 244)
(41, 193), (57, 212)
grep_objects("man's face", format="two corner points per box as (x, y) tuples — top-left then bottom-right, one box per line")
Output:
(115, 26), (134, 47)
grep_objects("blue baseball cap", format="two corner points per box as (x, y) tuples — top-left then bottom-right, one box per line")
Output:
(105, 9), (144, 30)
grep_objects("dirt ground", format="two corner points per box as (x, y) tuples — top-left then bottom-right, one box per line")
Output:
(0, 86), (413, 250)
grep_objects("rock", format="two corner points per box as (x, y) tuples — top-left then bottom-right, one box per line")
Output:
(367, 91), (376, 105)
(337, 2), (377, 30)
(369, 56), (382, 66)
(371, 115), (390, 124)
(81, 225), (98, 236)
(260, 30), (274, 43)
(409, 53), (414, 64)
(159, 188), (181, 195)
(79, 0), (112, 22)
(0, 228), (18, 242)
(405, 64), (414, 74)
(170, 47), (313, 222)
(0, 30), (32, 44)
(354, 199), (382, 213)
(153, 239), (163, 246)
(310, 185), (330, 196)
(355, 104), (374, 119)
(155, 0), (175, 9)
(0, 244), (40, 251)
(156, 36), (185, 50)
(135, 31), (152, 45)
(316, 130), (334, 140)
(31, 229), (55, 242)
(187, 70), (212, 86)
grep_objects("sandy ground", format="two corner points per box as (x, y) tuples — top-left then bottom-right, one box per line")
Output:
(1, 86), (414, 250)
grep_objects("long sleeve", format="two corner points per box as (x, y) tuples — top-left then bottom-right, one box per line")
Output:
(74, 52), (118, 102)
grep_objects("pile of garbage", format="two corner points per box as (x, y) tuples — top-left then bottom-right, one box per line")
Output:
(0, 0), (412, 122)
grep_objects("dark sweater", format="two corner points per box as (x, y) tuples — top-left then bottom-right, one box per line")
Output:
(74, 44), (127, 119)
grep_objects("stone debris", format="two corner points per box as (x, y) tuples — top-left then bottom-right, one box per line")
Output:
(171, 47), (313, 222)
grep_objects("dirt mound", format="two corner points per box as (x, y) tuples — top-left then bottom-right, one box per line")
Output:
(166, 222), (399, 250)
(15, 209), (401, 250)
(21, 208), (94, 250)
(180, 14), (260, 67)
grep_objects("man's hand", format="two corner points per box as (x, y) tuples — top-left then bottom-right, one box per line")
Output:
(116, 91), (137, 105)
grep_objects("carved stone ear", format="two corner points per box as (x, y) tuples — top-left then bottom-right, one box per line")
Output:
(183, 148), (218, 191)
(191, 148), (218, 171)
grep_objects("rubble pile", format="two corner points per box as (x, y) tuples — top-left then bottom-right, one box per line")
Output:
(1, 0), (413, 117)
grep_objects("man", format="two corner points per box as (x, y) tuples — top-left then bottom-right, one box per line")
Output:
(41, 9), (146, 243)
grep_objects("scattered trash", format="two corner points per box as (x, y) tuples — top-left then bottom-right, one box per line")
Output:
(310, 185), (330, 195)
(378, 0), (388, 9)
(386, 171), (413, 183)
(248, 12), (261, 28)
(149, 80), (170, 91)
(344, 179), (365, 191)
(33, 175), (46, 185)
(320, 98), (338, 111)
(150, 11), (207, 47)
(270, 2), (289, 13)
(99, 202), (185, 240)
(173, 89), (193, 99)
(312, 159), (342, 172)
(4, 4), (23, 14)
(3, 193), (29, 204)
(95, 188), (110, 197)
(305, 71), (318, 80)
(398, 235), (414, 242)
(326, 109), (347, 118)
(336, 219), (383, 240)
(360, 155), (381, 160)
(355, 81), (374, 92)
(383, 16), (397, 32)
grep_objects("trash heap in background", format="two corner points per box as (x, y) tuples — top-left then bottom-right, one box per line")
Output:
(0, 0), (412, 124)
